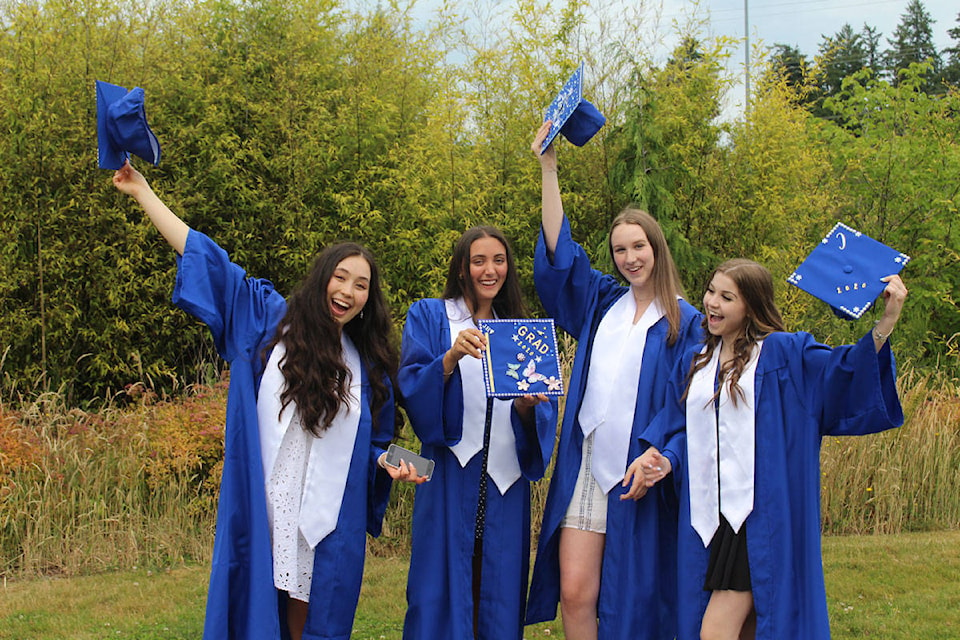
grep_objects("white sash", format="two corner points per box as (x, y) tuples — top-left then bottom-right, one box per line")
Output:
(686, 340), (762, 547)
(257, 335), (362, 548)
(579, 294), (664, 493)
(446, 298), (521, 494)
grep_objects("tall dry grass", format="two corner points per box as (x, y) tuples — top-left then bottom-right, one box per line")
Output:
(821, 369), (960, 534)
(1, 358), (956, 580)
(0, 386), (223, 579)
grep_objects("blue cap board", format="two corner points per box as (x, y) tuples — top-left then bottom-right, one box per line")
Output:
(96, 80), (161, 170)
(540, 62), (606, 154)
(478, 318), (564, 398)
(787, 222), (910, 320)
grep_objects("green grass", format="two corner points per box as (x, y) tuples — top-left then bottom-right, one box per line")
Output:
(1, 531), (958, 639)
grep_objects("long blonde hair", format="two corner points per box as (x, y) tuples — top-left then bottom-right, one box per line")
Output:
(608, 207), (686, 345)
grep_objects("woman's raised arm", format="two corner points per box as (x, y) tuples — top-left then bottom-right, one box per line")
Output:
(112, 160), (189, 255)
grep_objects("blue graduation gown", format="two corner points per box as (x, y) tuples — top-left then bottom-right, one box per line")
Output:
(525, 217), (703, 640)
(643, 331), (903, 640)
(398, 298), (557, 640)
(172, 231), (394, 640)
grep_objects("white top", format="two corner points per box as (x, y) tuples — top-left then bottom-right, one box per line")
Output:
(578, 294), (664, 494)
(686, 340), (763, 546)
(257, 335), (363, 598)
(446, 298), (521, 494)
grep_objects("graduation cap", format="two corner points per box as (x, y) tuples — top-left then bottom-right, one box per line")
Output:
(96, 80), (161, 170)
(539, 62), (606, 154)
(478, 318), (564, 398)
(787, 222), (910, 320)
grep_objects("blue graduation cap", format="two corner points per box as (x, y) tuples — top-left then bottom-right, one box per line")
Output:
(539, 62), (606, 154)
(96, 80), (161, 170)
(787, 222), (910, 320)
(478, 318), (564, 398)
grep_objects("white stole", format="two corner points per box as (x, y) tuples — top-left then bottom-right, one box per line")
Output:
(446, 298), (520, 494)
(578, 294), (664, 494)
(686, 340), (763, 547)
(257, 334), (362, 549)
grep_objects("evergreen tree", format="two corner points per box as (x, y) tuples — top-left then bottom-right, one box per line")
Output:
(885, 0), (942, 91)
(819, 24), (868, 98)
(771, 43), (810, 90)
(944, 12), (960, 85)
(862, 25), (884, 76)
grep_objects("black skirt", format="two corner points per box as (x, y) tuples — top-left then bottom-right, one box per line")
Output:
(703, 516), (751, 592)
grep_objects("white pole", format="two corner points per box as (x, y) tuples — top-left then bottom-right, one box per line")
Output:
(744, 0), (751, 109)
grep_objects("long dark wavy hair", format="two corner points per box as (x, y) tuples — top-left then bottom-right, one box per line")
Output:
(441, 226), (529, 318)
(265, 242), (398, 436)
(685, 259), (785, 406)
(608, 207), (686, 346)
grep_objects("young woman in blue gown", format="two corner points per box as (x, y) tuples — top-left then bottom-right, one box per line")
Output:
(638, 259), (908, 639)
(524, 122), (703, 640)
(112, 160), (426, 640)
(398, 226), (557, 640)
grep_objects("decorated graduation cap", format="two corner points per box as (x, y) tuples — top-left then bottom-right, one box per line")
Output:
(539, 62), (606, 154)
(478, 318), (564, 398)
(787, 222), (910, 320)
(96, 80), (161, 170)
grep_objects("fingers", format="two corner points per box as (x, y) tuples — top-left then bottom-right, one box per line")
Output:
(620, 468), (648, 500)
(516, 393), (548, 409)
(879, 274), (908, 318)
(531, 120), (553, 154)
(455, 329), (486, 359)
(881, 275), (908, 300)
(386, 460), (429, 484)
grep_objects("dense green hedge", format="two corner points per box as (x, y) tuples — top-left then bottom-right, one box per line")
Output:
(1, 0), (957, 401)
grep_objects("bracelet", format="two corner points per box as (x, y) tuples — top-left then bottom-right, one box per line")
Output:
(872, 323), (890, 342)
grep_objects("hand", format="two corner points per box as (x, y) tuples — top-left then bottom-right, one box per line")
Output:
(379, 454), (429, 484)
(112, 159), (150, 199)
(531, 120), (557, 172)
(879, 274), (908, 323)
(448, 329), (487, 363)
(620, 455), (650, 501)
(513, 393), (548, 421)
(872, 275), (908, 350)
(620, 446), (671, 502)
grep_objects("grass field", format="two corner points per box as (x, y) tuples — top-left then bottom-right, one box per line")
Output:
(1, 530), (957, 639)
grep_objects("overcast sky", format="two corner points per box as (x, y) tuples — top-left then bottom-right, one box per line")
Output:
(680, 0), (956, 116)
(695, 0), (955, 56)
(396, 0), (956, 120)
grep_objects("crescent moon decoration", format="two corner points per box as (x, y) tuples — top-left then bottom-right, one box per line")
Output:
(835, 232), (847, 250)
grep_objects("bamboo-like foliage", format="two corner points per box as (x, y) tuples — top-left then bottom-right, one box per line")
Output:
(0, 0), (956, 394)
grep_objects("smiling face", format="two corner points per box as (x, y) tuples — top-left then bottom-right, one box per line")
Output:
(610, 222), (656, 294)
(326, 254), (371, 326)
(466, 236), (508, 311)
(703, 270), (749, 343)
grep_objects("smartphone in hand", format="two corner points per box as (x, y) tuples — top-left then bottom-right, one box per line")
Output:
(385, 443), (435, 481)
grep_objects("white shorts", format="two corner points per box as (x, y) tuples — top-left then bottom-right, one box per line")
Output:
(561, 430), (607, 534)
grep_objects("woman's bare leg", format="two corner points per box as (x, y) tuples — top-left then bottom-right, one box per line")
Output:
(558, 528), (605, 640)
(700, 590), (754, 640)
(287, 596), (309, 640)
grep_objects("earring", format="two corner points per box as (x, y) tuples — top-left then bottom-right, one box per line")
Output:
(360, 309), (365, 320)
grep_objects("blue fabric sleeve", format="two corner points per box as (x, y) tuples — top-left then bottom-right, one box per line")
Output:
(782, 331), (903, 436)
(367, 373), (396, 538)
(398, 300), (464, 447)
(513, 397), (558, 482)
(173, 230), (287, 363)
(534, 216), (615, 339)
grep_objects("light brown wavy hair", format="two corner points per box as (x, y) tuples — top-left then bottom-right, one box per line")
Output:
(685, 258), (785, 406)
